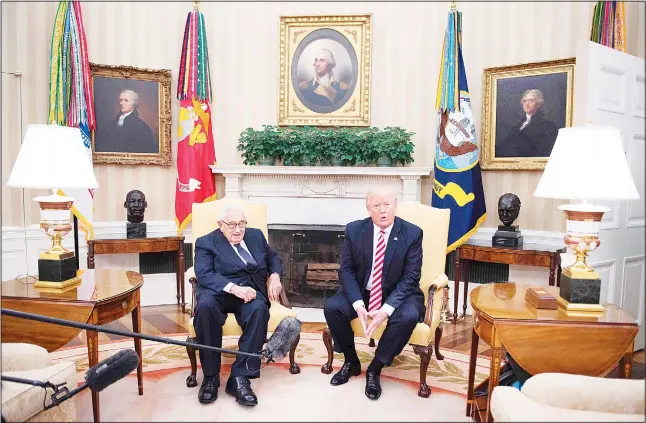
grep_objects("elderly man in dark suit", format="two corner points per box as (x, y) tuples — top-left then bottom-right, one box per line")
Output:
(324, 187), (425, 400)
(193, 207), (283, 406)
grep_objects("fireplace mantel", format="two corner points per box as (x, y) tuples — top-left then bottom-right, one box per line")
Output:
(210, 165), (432, 226)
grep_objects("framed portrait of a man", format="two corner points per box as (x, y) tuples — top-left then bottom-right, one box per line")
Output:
(480, 58), (575, 170)
(91, 63), (172, 166)
(278, 14), (372, 126)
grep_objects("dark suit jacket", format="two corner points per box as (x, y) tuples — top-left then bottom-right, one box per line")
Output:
(95, 109), (157, 154)
(194, 228), (283, 305)
(498, 109), (558, 158)
(338, 217), (425, 319)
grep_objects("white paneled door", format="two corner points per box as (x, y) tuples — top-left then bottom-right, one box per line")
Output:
(574, 40), (645, 350)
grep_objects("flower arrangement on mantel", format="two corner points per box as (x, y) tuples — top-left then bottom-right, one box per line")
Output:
(237, 125), (415, 167)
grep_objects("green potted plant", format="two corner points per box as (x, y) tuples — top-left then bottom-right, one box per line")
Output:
(384, 126), (415, 166)
(237, 125), (282, 165)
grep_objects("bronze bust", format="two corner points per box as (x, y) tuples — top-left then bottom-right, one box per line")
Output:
(124, 190), (147, 224)
(498, 193), (521, 227)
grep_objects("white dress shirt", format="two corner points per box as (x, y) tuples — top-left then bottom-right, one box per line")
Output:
(352, 223), (395, 316)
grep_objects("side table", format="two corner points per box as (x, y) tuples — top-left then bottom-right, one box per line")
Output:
(2, 269), (145, 423)
(87, 235), (186, 312)
(467, 282), (638, 422)
(453, 239), (566, 321)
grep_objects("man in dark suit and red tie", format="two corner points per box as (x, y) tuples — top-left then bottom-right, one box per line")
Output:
(324, 187), (425, 400)
(193, 207), (283, 406)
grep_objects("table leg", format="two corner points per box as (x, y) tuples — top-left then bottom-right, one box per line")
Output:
(86, 328), (100, 422)
(87, 242), (95, 269)
(466, 327), (479, 417)
(618, 341), (634, 379)
(132, 292), (144, 395)
(453, 250), (461, 323)
(462, 260), (470, 319)
(556, 252), (563, 288)
(486, 331), (503, 423)
(178, 240), (186, 313)
(549, 253), (556, 286)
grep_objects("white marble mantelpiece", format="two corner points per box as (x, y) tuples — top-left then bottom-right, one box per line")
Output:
(210, 165), (432, 226)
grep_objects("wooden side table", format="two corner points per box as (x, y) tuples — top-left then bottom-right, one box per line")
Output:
(453, 240), (566, 321)
(87, 236), (186, 312)
(466, 283), (638, 422)
(1, 270), (145, 423)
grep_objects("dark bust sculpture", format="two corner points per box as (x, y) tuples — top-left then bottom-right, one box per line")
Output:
(124, 190), (147, 223)
(498, 193), (521, 227)
(124, 190), (147, 239)
(493, 193), (523, 248)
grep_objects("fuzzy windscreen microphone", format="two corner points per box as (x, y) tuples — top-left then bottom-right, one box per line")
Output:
(85, 349), (140, 393)
(262, 317), (301, 362)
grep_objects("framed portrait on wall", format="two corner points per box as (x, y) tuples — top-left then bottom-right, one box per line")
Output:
(480, 58), (575, 170)
(278, 14), (372, 126)
(90, 63), (172, 165)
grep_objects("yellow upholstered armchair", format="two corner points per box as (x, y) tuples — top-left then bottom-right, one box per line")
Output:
(321, 202), (450, 398)
(184, 198), (300, 388)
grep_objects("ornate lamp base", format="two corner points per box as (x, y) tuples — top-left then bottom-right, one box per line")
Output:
(34, 194), (79, 290)
(557, 202), (609, 312)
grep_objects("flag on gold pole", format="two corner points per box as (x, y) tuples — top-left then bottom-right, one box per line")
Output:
(48, 1), (96, 240)
(590, 1), (626, 52)
(175, 2), (217, 234)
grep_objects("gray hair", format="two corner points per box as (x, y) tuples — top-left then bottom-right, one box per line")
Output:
(120, 89), (139, 105)
(314, 48), (336, 69)
(366, 187), (397, 207)
(521, 89), (544, 107)
(218, 206), (247, 222)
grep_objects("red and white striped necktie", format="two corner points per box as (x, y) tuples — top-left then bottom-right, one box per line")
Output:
(368, 229), (386, 312)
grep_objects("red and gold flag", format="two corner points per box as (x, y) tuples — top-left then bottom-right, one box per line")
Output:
(175, 4), (216, 234)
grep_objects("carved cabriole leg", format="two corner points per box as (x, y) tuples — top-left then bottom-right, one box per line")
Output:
(186, 337), (198, 387)
(434, 326), (444, 360)
(321, 328), (334, 374)
(289, 333), (301, 374)
(412, 344), (433, 398)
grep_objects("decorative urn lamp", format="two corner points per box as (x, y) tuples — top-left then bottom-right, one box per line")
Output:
(6, 124), (99, 290)
(534, 125), (639, 312)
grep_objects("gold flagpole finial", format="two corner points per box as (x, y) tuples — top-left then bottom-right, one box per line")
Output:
(450, 1), (457, 10)
(193, 1), (199, 11)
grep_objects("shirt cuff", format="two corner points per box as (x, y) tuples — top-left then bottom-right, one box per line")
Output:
(352, 300), (365, 311)
(223, 282), (235, 293)
(380, 303), (395, 317)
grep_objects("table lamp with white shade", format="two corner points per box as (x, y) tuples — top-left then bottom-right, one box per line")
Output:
(6, 124), (99, 290)
(534, 125), (639, 312)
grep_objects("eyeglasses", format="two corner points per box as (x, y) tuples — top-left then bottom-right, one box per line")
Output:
(221, 220), (247, 229)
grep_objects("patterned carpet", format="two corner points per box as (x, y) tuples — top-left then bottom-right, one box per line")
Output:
(51, 332), (489, 421)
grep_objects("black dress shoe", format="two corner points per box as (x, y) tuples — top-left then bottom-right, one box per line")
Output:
(198, 376), (219, 404)
(330, 361), (361, 386)
(225, 376), (258, 406)
(365, 371), (382, 400)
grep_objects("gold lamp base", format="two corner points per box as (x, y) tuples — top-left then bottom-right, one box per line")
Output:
(34, 276), (82, 291)
(556, 296), (605, 313)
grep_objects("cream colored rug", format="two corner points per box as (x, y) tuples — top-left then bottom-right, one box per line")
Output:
(51, 332), (490, 421)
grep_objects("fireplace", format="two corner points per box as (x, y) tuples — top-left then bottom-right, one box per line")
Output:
(268, 225), (345, 308)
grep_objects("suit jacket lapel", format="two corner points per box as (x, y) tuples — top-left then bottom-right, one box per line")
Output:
(214, 230), (247, 271)
(381, 217), (402, 285)
(361, 222), (374, 287)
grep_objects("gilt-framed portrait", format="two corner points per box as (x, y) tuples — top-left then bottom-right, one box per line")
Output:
(480, 58), (575, 170)
(91, 63), (172, 166)
(278, 14), (372, 126)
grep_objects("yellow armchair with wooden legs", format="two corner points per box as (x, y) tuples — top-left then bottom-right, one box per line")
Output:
(321, 202), (450, 398)
(184, 198), (300, 388)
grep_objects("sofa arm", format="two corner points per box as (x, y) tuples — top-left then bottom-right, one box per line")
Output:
(491, 386), (644, 422)
(522, 373), (645, 415)
(1, 343), (51, 372)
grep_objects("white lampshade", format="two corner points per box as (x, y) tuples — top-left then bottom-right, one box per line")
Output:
(534, 125), (639, 201)
(6, 124), (98, 190)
